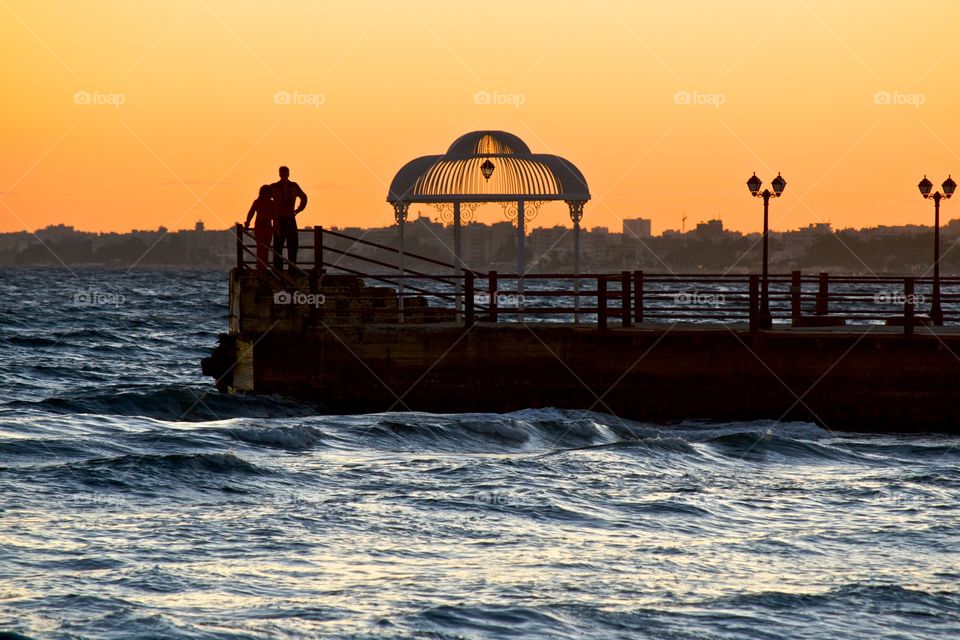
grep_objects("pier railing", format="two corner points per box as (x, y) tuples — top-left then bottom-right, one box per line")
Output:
(235, 224), (959, 333)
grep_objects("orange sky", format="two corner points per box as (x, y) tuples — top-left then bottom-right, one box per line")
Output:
(3, 0), (960, 235)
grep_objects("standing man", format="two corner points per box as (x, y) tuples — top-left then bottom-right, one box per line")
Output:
(271, 165), (308, 271)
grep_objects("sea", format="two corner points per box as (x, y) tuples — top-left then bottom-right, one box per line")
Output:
(1, 267), (958, 639)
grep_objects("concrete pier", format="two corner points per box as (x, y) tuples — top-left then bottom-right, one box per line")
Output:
(202, 269), (960, 434)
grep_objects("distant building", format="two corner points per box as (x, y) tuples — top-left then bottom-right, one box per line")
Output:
(528, 225), (569, 268)
(622, 218), (652, 239)
(694, 219), (724, 240)
(863, 224), (926, 238)
(35, 224), (77, 241)
(943, 218), (960, 236)
(791, 223), (832, 244)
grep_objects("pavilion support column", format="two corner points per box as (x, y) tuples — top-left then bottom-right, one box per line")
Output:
(568, 201), (585, 325)
(573, 218), (581, 324)
(454, 202), (462, 322)
(517, 200), (526, 274)
(517, 199), (525, 323)
(393, 202), (409, 323)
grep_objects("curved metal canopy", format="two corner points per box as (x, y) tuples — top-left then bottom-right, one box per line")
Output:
(387, 131), (590, 205)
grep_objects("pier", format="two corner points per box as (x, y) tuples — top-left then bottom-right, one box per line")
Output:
(202, 223), (960, 434)
(201, 130), (960, 433)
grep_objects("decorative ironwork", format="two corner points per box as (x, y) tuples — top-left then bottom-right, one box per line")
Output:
(432, 202), (453, 223)
(501, 201), (541, 226)
(567, 200), (586, 224)
(502, 202), (520, 224)
(460, 202), (479, 222)
(433, 202), (480, 224)
(393, 201), (409, 224)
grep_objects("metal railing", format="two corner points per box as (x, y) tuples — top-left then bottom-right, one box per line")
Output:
(235, 224), (960, 334)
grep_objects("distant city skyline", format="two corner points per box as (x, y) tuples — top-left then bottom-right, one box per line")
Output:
(13, 212), (960, 238)
(8, 214), (960, 276)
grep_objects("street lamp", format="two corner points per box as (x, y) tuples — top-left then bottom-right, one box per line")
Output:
(918, 174), (956, 325)
(746, 172), (786, 328)
(480, 159), (495, 181)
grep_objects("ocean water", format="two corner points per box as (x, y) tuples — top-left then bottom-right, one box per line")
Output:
(1, 267), (959, 640)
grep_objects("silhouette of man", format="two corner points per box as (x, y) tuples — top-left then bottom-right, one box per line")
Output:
(244, 184), (277, 271)
(271, 166), (308, 271)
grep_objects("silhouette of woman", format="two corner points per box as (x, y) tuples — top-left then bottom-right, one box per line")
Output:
(244, 185), (277, 271)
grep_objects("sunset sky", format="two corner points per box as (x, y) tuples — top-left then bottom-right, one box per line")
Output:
(3, 0), (960, 235)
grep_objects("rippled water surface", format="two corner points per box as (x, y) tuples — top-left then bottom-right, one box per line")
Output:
(1, 268), (959, 639)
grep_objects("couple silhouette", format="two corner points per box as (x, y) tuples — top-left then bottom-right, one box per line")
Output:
(244, 166), (308, 271)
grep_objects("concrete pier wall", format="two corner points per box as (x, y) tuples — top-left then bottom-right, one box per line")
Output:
(202, 270), (960, 433)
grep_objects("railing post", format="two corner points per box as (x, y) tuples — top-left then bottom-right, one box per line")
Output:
(621, 271), (632, 328)
(749, 274), (760, 335)
(464, 270), (475, 326)
(574, 276), (581, 325)
(488, 270), (498, 323)
(235, 223), (244, 270)
(816, 272), (829, 316)
(597, 275), (608, 331)
(791, 270), (802, 325)
(904, 277), (915, 337)
(314, 226), (324, 273)
(308, 262), (319, 326)
(634, 270), (644, 324)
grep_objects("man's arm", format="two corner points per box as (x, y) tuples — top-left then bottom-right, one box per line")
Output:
(293, 183), (308, 214)
(243, 201), (256, 229)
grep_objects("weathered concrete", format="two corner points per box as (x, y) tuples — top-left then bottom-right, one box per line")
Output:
(202, 270), (960, 433)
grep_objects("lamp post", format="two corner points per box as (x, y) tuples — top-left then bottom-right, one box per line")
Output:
(747, 172), (786, 328)
(918, 175), (956, 325)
